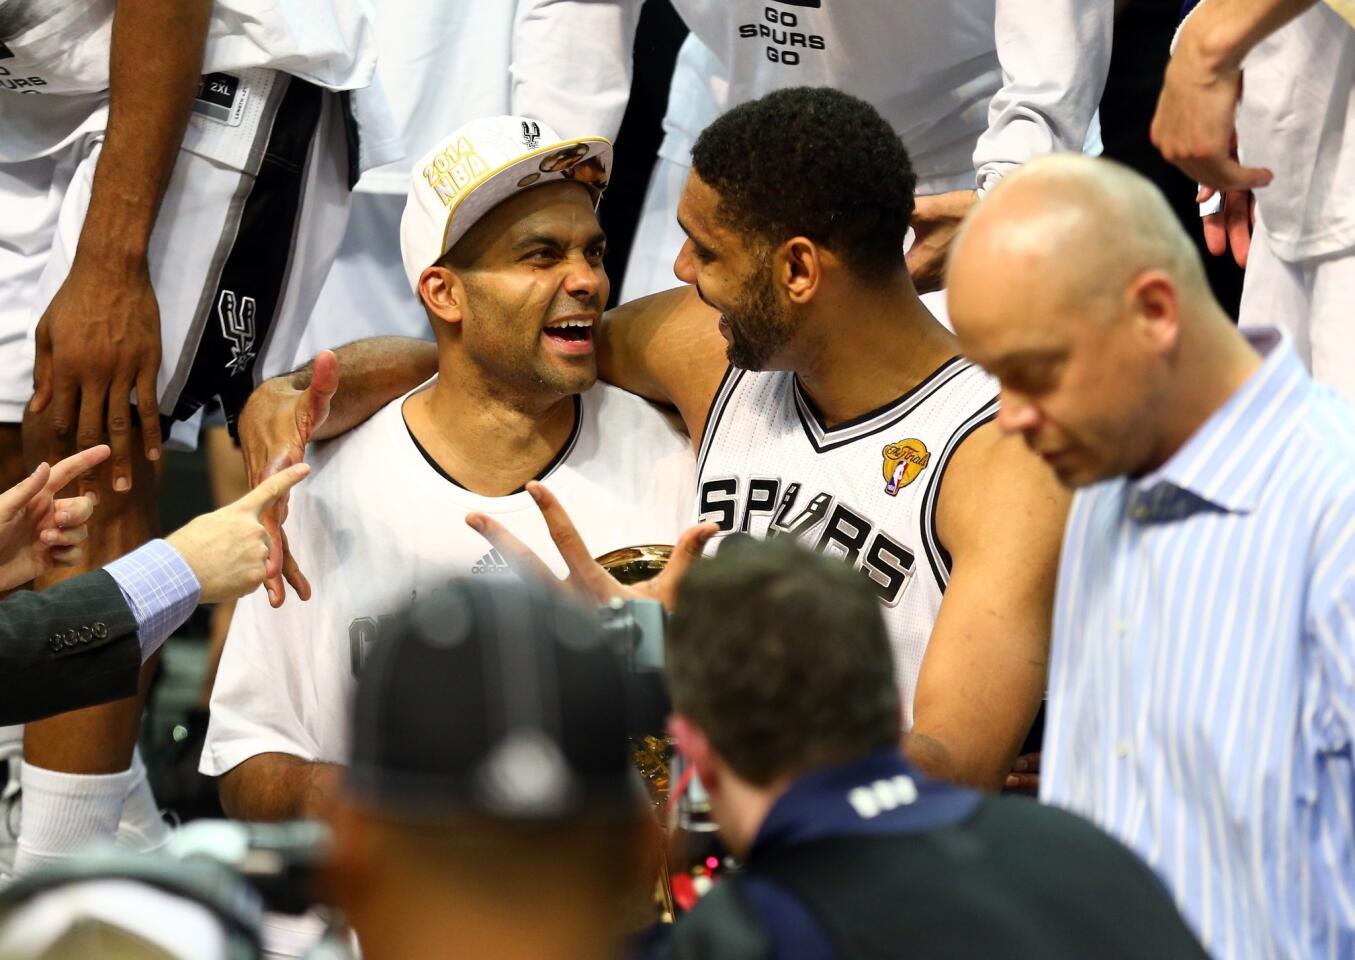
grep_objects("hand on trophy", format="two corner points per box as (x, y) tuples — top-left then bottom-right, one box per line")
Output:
(465, 481), (717, 611)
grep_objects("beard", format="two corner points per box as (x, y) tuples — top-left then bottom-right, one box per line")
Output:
(723, 265), (794, 372)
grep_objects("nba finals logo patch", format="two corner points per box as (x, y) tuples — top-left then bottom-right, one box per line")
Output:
(881, 439), (929, 496)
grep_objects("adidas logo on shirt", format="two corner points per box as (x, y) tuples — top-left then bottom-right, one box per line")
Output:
(471, 549), (511, 575)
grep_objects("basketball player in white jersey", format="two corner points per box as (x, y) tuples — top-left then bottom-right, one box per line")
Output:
(201, 117), (700, 820)
(240, 89), (1067, 792)
(0, 0), (398, 883)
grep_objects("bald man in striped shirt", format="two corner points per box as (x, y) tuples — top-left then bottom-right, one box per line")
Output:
(947, 155), (1355, 959)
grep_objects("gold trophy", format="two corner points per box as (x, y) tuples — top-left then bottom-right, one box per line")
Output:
(594, 545), (682, 920)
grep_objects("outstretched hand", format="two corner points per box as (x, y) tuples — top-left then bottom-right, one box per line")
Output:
(466, 481), (718, 611)
(237, 350), (338, 607)
(0, 445), (110, 592)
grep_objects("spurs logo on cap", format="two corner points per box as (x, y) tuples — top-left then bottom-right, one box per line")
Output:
(521, 120), (542, 149)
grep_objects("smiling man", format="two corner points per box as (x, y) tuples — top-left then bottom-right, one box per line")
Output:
(199, 117), (697, 821)
(239, 89), (1068, 793)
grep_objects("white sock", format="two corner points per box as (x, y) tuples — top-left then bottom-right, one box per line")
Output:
(116, 747), (169, 852)
(11, 760), (133, 879)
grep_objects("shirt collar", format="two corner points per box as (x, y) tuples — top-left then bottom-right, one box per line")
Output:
(748, 749), (980, 859)
(1127, 327), (1309, 520)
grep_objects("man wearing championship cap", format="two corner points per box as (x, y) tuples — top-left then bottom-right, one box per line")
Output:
(324, 578), (652, 960)
(200, 117), (703, 824)
(238, 88), (1066, 794)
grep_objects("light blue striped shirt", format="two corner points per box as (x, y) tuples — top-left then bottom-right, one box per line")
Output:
(1041, 329), (1355, 960)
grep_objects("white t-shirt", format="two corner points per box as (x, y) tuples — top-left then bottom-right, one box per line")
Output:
(0, 0), (380, 162)
(1236, 2), (1355, 261)
(202, 379), (694, 777)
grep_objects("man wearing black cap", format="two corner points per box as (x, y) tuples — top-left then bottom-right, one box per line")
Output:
(652, 537), (1208, 959)
(322, 577), (653, 960)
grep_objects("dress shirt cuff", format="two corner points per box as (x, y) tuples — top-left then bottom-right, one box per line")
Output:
(105, 539), (202, 664)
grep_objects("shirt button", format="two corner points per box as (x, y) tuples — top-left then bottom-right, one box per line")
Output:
(1116, 740), (1131, 759)
(92, 622), (108, 640)
(78, 626), (92, 644)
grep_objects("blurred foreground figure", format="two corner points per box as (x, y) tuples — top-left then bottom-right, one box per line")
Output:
(949, 154), (1355, 958)
(323, 578), (653, 960)
(650, 537), (1207, 959)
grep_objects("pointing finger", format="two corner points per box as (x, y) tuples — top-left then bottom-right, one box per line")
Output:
(47, 444), (111, 493)
(239, 462), (311, 517)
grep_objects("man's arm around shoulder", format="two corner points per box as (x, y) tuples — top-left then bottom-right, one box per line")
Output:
(909, 424), (1068, 791)
(599, 286), (730, 446)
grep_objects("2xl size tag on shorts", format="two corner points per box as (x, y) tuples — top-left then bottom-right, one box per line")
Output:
(193, 72), (248, 126)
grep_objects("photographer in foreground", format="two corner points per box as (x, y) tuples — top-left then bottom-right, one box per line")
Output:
(653, 537), (1207, 959)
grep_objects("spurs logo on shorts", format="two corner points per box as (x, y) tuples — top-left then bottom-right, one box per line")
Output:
(216, 289), (257, 375)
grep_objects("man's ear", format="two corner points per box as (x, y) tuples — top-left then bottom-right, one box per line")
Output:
(668, 713), (719, 795)
(776, 237), (823, 306)
(1125, 269), (1181, 358)
(419, 264), (468, 330)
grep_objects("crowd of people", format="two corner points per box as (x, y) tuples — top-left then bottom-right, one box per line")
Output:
(0, 0), (1353, 958)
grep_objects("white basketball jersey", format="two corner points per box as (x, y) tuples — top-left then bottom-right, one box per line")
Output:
(696, 359), (998, 726)
(202, 378), (694, 777)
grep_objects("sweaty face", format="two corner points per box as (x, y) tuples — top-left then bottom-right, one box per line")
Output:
(673, 173), (797, 372)
(949, 264), (1163, 488)
(446, 182), (608, 397)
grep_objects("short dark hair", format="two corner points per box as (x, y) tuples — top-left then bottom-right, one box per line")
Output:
(666, 538), (900, 786)
(690, 87), (917, 280)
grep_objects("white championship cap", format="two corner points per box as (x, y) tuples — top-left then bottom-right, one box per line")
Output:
(399, 116), (613, 294)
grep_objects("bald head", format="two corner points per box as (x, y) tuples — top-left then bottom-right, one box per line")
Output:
(951, 155), (1209, 319)
(946, 156), (1252, 489)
